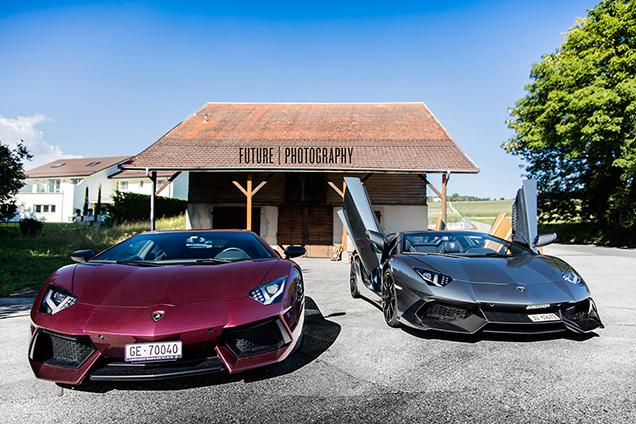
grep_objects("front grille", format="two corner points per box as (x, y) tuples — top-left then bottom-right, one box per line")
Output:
(32, 330), (95, 369)
(224, 319), (286, 358)
(418, 303), (472, 322)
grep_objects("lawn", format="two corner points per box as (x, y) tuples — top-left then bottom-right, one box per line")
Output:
(0, 215), (185, 297)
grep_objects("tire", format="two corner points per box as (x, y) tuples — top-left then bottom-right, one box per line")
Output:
(350, 258), (361, 298)
(382, 270), (400, 328)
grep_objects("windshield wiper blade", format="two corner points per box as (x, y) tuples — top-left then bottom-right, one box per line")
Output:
(114, 260), (163, 267)
(195, 258), (236, 264)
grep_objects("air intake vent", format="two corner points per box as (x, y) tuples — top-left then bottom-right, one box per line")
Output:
(31, 330), (94, 369)
(223, 319), (287, 358)
(418, 303), (472, 322)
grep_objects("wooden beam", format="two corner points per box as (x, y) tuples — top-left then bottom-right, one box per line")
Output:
(251, 173), (275, 196)
(232, 180), (248, 196)
(442, 173), (450, 225)
(246, 173), (253, 231)
(155, 171), (182, 196)
(419, 174), (443, 199)
(321, 174), (344, 198)
(150, 171), (157, 231)
(342, 175), (348, 251)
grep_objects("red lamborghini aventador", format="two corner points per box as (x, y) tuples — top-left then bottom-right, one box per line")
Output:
(28, 230), (306, 385)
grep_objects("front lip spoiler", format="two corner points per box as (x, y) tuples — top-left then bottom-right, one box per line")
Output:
(89, 357), (225, 382)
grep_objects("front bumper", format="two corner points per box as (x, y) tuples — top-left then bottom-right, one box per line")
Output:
(29, 313), (303, 384)
(399, 297), (603, 335)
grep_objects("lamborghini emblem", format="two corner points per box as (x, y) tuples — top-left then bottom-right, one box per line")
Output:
(152, 311), (165, 321)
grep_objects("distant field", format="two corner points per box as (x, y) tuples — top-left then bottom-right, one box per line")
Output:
(451, 200), (514, 217)
(428, 200), (514, 226)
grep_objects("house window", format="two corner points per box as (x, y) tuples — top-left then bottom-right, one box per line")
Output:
(120, 181), (129, 190)
(87, 161), (101, 167)
(139, 180), (144, 188)
(47, 179), (61, 193)
(158, 179), (167, 186)
(33, 205), (55, 213)
(70, 178), (83, 185)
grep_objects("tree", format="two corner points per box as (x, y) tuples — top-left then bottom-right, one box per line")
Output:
(504, 0), (636, 229)
(0, 140), (32, 222)
(83, 187), (89, 215)
(96, 184), (102, 215)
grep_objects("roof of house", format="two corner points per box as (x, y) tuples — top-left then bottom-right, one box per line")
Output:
(26, 156), (132, 179)
(109, 169), (179, 179)
(124, 103), (479, 174)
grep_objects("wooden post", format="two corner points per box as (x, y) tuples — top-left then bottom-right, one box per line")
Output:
(150, 171), (157, 231)
(246, 173), (253, 231)
(342, 176), (348, 250)
(442, 172), (449, 225)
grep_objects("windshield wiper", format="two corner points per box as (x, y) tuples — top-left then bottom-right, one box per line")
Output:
(195, 258), (237, 264)
(115, 260), (164, 267)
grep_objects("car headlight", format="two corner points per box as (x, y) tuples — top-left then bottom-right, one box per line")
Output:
(415, 268), (453, 287)
(562, 270), (586, 287)
(40, 285), (77, 315)
(249, 276), (286, 305)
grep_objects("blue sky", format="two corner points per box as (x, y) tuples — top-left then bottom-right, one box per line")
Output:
(0, 0), (598, 199)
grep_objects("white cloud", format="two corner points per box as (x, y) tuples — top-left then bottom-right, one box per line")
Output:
(0, 114), (82, 169)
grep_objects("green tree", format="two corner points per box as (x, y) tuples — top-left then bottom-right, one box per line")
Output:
(83, 187), (89, 215)
(0, 140), (32, 222)
(504, 0), (636, 229)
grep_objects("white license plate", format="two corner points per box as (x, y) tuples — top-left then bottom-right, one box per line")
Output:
(125, 341), (183, 362)
(528, 313), (560, 322)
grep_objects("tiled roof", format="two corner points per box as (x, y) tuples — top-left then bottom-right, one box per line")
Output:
(26, 156), (132, 178)
(125, 103), (478, 173)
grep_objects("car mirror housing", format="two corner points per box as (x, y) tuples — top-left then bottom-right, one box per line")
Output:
(284, 246), (306, 259)
(534, 233), (557, 248)
(70, 250), (95, 263)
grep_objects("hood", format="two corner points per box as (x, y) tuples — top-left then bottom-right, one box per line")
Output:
(71, 259), (279, 307)
(409, 254), (568, 285)
(406, 253), (591, 304)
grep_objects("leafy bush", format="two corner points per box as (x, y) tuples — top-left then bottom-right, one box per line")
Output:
(539, 222), (636, 247)
(110, 191), (187, 224)
(19, 217), (43, 236)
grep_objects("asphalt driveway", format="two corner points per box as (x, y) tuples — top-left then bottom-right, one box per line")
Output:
(1, 243), (635, 423)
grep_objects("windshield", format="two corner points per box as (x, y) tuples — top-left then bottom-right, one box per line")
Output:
(401, 231), (533, 257)
(91, 231), (277, 264)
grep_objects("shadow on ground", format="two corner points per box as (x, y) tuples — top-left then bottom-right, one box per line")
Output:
(0, 301), (32, 319)
(62, 296), (341, 393)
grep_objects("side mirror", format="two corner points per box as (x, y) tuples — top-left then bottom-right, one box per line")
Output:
(534, 233), (557, 248)
(366, 230), (386, 249)
(284, 246), (306, 259)
(71, 250), (95, 263)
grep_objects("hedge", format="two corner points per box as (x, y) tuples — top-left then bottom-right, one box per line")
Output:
(110, 191), (187, 224)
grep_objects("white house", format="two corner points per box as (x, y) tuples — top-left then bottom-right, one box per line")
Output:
(15, 156), (188, 223)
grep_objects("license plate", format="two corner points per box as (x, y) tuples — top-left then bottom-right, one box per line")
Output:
(528, 313), (560, 322)
(125, 341), (182, 362)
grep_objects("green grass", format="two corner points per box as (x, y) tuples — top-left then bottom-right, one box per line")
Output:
(0, 215), (185, 298)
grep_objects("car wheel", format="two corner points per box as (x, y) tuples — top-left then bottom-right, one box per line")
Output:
(350, 258), (361, 298)
(382, 270), (400, 327)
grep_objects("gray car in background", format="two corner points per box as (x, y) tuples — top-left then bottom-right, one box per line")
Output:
(339, 177), (603, 334)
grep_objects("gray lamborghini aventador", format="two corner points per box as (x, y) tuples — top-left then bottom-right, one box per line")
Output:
(338, 177), (603, 334)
